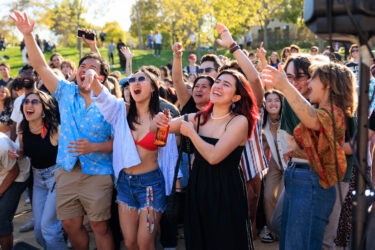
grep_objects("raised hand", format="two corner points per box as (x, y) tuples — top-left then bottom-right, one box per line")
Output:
(216, 23), (235, 48)
(120, 46), (134, 59)
(81, 29), (97, 47)
(9, 11), (35, 35)
(261, 65), (289, 91)
(257, 42), (267, 59)
(172, 42), (183, 56)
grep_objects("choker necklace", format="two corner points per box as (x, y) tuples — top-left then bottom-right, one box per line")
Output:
(211, 111), (232, 120)
(270, 119), (280, 125)
(30, 125), (42, 132)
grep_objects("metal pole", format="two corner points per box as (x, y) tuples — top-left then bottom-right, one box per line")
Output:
(352, 42), (371, 250)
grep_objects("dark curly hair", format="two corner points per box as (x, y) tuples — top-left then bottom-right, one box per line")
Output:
(20, 90), (60, 137)
(127, 70), (160, 130)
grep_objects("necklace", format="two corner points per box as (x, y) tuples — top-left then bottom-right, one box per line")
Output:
(210, 111), (232, 120)
(270, 118), (280, 125)
(30, 125), (42, 132)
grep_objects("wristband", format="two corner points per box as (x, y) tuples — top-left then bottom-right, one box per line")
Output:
(173, 52), (182, 58)
(230, 44), (240, 54)
(229, 42), (237, 49)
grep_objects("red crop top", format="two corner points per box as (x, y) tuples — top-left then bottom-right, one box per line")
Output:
(131, 131), (158, 151)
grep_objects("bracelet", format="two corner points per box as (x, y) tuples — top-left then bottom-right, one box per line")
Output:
(230, 44), (240, 54)
(229, 42), (237, 49)
(173, 52), (182, 58)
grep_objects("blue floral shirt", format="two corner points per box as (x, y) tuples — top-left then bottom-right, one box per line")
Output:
(53, 80), (113, 175)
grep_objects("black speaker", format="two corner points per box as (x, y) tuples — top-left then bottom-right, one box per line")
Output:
(304, 0), (375, 42)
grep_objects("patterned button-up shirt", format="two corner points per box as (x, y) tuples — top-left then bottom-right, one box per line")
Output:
(53, 80), (113, 175)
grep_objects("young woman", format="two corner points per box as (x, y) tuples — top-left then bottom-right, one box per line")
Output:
(262, 62), (357, 250)
(152, 69), (259, 250)
(280, 47), (291, 63)
(261, 90), (289, 242)
(268, 51), (280, 69)
(0, 86), (13, 137)
(87, 69), (166, 250)
(15, 90), (65, 249)
(48, 53), (63, 69)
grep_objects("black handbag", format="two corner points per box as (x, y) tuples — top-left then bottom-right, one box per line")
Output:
(164, 114), (200, 224)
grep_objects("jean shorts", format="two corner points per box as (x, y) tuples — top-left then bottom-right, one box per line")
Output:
(117, 168), (166, 212)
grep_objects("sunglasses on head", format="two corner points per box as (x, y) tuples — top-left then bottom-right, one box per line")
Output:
(24, 99), (40, 106)
(198, 67), (215, 74)
(128, 76), (146, 84)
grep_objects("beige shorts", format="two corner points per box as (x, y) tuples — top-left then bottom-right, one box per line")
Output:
(55, 161), (113, 221)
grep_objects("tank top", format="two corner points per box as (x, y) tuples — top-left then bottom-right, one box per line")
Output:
(23, 128), (58, 169)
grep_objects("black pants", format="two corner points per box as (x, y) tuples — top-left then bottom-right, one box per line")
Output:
(119, 56), (126, 72)
(160, 214), (178, 248)
(154, 44), (162, 56)
(108, 52), (114, 65)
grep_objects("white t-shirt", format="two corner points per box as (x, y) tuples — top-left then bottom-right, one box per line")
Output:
(11, 94), (25, 134)
(189, 34), (196, 43)
(0, 132), (30, 184)
(154, 34), (162, 44)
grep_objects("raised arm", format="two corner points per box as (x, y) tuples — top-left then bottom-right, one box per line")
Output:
(216, 23), (264, 107)
(262, 65), (320, 131)
(256, 42), (268, 73)
(120, 46), (134, 77)
(172, 42), (191, 108)
(10, 11), (60, 94)
(82, 29), (100, 55)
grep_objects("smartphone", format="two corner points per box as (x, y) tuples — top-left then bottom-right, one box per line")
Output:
(77, 29), (95, 41)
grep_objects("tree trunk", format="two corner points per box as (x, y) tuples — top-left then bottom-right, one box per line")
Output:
(135, 1), (143, 49)
(263, 19), (269, 49)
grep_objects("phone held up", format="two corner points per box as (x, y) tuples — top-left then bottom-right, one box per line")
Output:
(77, 29), (96, 41)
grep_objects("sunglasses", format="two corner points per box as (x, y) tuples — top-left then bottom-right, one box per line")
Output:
(287, 73), (309, 83)
(198, 67), (216, 74)
(352, 49), (359, 53)
(24, 99), (41, 106)
(311, 49), (317, 52)
(128, 76), (146, 84)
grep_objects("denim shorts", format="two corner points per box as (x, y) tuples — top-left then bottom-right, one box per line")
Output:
(117, 168), (166, 212)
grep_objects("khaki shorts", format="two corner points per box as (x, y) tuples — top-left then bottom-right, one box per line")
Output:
(55, 161), (113, 221)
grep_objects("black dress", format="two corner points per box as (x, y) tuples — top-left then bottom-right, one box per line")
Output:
(184, 136), (254, 250)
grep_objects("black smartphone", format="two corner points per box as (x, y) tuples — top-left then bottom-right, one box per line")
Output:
(77, 29), (95, 41)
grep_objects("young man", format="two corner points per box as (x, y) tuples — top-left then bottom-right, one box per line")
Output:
(154, 30), (162, 57)
(0, 63), (12, 87)
(183, 53), (199, 75)
(198, 54), (221, 79)
(11, 11), (115, 250)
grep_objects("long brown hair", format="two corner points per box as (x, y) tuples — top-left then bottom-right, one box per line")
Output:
(309, 63), (357, 117)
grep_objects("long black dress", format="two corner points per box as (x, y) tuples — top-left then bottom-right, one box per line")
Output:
(184, 136), (254, 250)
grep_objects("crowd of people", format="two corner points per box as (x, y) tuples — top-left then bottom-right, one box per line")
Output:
(0, 10), (374, 250)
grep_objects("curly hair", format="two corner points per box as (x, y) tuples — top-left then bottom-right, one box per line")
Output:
(20, 90), (60, 136)
(309, 62), (357, 117)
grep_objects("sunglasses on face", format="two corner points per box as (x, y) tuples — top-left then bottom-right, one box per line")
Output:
(311, 49), (317, 53)
(352, 49), (359, 53)
(24, 99), (41, 106)
(198, 67), (215, 74)
(128, 76), (146, 84)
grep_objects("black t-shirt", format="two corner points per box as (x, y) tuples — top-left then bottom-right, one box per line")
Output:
(369, 110), (375, 131)
(181, 96), (199, 115)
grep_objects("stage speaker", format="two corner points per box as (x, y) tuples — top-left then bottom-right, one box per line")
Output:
(304, 0), (375, 42)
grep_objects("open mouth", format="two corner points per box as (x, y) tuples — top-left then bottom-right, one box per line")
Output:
(25, 110), (34, 116)
(134, 89), (142, 95)
(212, 90), (222, 97)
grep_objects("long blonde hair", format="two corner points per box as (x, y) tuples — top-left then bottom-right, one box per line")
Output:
(309, 62), (357, 117)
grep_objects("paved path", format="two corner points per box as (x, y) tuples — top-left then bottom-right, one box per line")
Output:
(13, 193), (278, 249)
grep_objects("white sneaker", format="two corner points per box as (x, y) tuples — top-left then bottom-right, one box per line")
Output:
(19, 218), (34, 232)
(25, 197), (30, 204)
(259, 225), (269, 239)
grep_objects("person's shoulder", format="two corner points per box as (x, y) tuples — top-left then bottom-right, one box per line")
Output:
(14, 94), (25, 104)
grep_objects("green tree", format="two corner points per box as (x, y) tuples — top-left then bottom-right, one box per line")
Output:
(103, 21), (125, 44)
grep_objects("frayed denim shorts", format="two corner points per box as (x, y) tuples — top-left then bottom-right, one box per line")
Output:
(117, 168), (166, 212)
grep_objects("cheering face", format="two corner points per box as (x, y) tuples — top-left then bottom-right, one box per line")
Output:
(285, 61), (310, 98)
(23, 94), (43, 122)
(192, 78), (211, 106)
(265, 93), (281, 115)
(210, 74), (238, 105)
(128, 72), (154, 103)
(77, 58), (101, 92)
(199, 61), (218, 79)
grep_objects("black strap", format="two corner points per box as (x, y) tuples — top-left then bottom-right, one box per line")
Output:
(224, 115), (237, 131)
(197, 114), (201, 133)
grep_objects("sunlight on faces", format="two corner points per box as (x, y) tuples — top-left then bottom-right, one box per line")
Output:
(0, 66), (9, 78)
(309, 76), (329, 105)
(129, 72), (154, 103)
(199, 61), (218, 79)
(285, 61), (310, 97)
(77, 58), (102, 91)
(61, 63), (74, 77)
(0, 86), (8, 102)
(192, 78), (211, 106)
(265, 93), (281, 115)
(210, 74), (240, 105)
(23, 94), (43, 122)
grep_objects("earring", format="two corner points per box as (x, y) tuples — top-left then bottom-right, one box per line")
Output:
(231, 103), (235, 110)
(42, 113), (45, 118)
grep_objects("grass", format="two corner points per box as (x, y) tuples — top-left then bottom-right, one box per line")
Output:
(0, 46), (232, 78)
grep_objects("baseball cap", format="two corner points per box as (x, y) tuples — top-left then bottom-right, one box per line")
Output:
(188, 54), (197, 60)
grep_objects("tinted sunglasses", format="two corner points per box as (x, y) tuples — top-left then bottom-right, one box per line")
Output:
(24, 99), (41, 106)
(128, 76), (146, 84)
(198, 67), (215, 74)
(352, 49), (359, 53)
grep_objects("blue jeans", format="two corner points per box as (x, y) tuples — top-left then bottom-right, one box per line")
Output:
(32, 165), (65, 250)
(180, 153), (191, 188)
(280, 163), (336, 250)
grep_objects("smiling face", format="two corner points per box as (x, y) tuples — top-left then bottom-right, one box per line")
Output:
(51, 55), (62, 68)
(199, 61), (218, 79)
(0, 66), (9, 79)
(129, 72), (154, 103)
(192, 78), (211, 106)
(77, 58), (102, 93)
(285, 61), (310, 97)
(210, 73), (240, 105)
(0, 86), (8, 102)
(265, 93), (281, 116)
(23, 94), (43, 122)
(61, 63), (73, 77)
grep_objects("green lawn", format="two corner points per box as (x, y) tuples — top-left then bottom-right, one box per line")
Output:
(0, 46), (232, 78)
